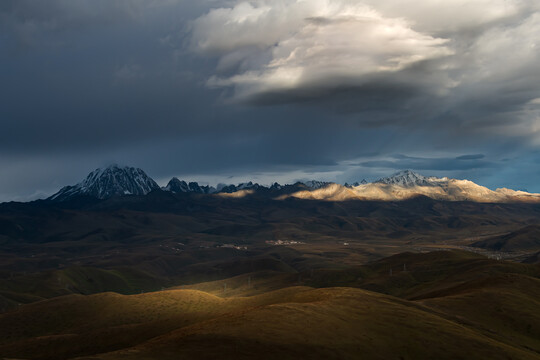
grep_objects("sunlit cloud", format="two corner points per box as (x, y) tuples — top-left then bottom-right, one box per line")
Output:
(193, 0), (453, 102)
(191, 0), (540, 140)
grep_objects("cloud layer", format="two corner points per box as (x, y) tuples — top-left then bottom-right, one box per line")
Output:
(1, 1), (540, 201)
(192, 0), (540, 134)
(193, 1), (454, 103)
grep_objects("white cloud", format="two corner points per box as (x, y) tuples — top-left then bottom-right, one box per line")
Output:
(192, 0), (454, 101)
(190, 0), (540, 142)
(360, 0), (532, 34)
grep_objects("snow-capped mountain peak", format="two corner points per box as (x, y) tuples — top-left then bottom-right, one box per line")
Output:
(375, 170), (438, 187)
(49, 165), (160, 201)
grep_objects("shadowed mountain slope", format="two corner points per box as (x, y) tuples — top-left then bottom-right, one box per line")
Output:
(471, 225), (540, 252)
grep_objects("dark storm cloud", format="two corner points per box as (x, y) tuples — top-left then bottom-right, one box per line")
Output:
(0, 0), (145, 50)
(0, 0), (215, 152)
(360, 154), (492, 171)
(456, 154), (485, 160)
(1, 0), (540, 201)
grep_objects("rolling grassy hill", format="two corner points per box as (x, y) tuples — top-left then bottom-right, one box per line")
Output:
(3, 194), (540, 359)
(0, 250), (539, 360)
(3, 193), (540, 315)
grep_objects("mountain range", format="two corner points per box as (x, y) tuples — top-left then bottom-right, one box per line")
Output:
(46, 165), (540, 203)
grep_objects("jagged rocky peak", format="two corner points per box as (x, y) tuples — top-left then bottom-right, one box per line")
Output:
(345, 179), (369, 188)
(303, 180), (332, 189)
(165, 178), (260, 194)
(219, 181), (259, 193)
(188, 182), (216, 194)
(49, 165), (160, 201)
(238, 181), (261, 190)
(164, 177), (190, 193)
(376, 170), (438, 187)
(270, 182), (283, 190)
(164, 178), (216, 194)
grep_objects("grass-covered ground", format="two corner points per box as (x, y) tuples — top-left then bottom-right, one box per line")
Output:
(0, 250), (539, 360)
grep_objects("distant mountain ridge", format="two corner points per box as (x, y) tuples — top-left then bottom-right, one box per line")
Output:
(280, 170), (540, 203)
(47, 166), (540, 203)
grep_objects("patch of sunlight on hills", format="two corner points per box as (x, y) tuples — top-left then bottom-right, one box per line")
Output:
(279, 180), (540, 203)
(1, 251), (539, 360)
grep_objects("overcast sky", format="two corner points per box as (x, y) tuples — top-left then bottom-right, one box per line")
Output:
(1, 0), (540, 201)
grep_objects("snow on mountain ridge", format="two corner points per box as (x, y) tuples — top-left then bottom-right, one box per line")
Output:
(49, 165), (160, 201)
(47, 166), (540, 203)
(282, 175), (540, 203)
(303, 180), (332, 189)
(375, 170), (442, 187)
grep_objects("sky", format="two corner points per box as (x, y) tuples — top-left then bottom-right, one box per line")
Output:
(1, 0), (540, 201)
